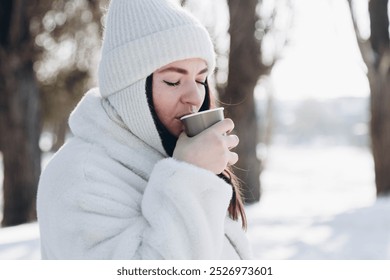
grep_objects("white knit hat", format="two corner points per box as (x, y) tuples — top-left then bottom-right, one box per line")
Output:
(98, 0), (216, 155)
(99, 0), (215, 96)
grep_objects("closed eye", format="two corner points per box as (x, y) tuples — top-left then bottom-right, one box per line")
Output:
(197, 80), (207, 86)
(163, 80), (181, 87)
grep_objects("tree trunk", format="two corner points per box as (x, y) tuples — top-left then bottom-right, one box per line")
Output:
(348, 0), (390, 196)
(369, 51), (390, 196)
(368, 0), (390, 196)
(222, 0), (263, 203)
(0, 0), (41, 226)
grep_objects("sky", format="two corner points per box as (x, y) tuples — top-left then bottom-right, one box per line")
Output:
(185, 0), (374, 101)
(270, 0), (370, 100)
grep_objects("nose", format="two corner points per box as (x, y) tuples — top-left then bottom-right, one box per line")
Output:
(180, 81), (205, 108)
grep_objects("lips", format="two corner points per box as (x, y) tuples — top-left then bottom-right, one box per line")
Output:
(177, 111), (194, 120)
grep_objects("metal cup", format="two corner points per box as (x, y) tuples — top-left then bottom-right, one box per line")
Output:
(180, 107), (224, 137)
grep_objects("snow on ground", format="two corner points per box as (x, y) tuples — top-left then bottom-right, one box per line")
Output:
(246, 145), (390, 259)
(0, 145), (389, 259)
(0, 222), (40, 260)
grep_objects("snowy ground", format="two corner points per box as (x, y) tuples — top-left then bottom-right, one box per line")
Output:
(246, 145), (390, 259)
(0, 145), (389, 260)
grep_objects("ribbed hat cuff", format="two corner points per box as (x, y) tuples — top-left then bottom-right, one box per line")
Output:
(98, 24), (215, 97)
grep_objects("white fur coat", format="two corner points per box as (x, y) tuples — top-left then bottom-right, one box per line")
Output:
(37, 89), (252, 259)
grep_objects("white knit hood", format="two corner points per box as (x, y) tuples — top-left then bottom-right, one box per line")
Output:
(98, 0), (216, 155)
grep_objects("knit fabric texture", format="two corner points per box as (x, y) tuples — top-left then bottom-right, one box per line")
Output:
(98, 0), (216, 155)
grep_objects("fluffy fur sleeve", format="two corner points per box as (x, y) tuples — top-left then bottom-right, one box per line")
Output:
(140, 158), (233, 259)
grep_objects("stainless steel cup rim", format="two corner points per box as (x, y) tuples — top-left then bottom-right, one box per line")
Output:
(180, 107), (224, 121)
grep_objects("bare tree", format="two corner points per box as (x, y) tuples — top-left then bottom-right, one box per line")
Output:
(219, 0), (263, 203)
(38, 0), (106, 151)
(220, 0), (290, 203)
(348, 0), (390, 196)
(0, 0), (48, 226)
(0, 0), (105, 226)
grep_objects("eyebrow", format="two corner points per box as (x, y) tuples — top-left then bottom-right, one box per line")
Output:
(158, 66), (208, 75)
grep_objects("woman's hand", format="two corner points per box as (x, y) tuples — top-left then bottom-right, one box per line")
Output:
(173, 118), (239, 174)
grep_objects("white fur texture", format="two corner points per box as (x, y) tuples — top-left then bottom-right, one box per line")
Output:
(37, 90), (252, 259)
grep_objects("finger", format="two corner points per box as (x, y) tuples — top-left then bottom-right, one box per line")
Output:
(211, 118), (235, 135)
(226, 134), (239, 149)
(228, 152), (239, 166)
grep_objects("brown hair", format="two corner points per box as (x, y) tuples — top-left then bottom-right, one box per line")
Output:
(219, 169), (247, 230)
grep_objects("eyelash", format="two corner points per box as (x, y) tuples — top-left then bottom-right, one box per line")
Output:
(163, 80), (207, 87)
(164, 81), (180, 87)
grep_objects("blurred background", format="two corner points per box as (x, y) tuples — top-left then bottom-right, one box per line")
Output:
(0, 0), (389, 259)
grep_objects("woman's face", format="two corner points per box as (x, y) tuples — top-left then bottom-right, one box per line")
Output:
(152, 58), (208, 137)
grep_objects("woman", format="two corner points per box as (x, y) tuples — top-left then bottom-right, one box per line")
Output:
(37, 0), (252, 259)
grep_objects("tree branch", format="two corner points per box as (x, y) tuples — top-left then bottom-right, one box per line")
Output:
(347, 0), (374, 69)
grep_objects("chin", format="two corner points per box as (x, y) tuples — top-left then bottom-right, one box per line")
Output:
(168, 120), (184, 137)
(172, 130), (182, 137)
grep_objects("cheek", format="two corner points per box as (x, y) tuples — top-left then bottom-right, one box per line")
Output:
(153, 85), (174, 116)
(154, 102), (183, 136)
(152, 84), (181, 133)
